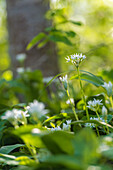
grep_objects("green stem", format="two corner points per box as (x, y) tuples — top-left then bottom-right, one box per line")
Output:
(26, 143), (38, 162)
(105, 119), (109, 134)
(95, 126), (100, 137)
(95, 110), (100, 120)
(66, 89), (79, 122)
(110, 96), (113, 109)
(76, 67), (89, 120)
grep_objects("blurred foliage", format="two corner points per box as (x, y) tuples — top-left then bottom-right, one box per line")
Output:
(0, 0), (10, 73)
(1, 1), (113, 169)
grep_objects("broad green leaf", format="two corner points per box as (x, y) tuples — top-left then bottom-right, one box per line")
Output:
(0, 144), (24, 154)
(70, 70), (104, 87)
(45, 155), (84, 169)
(13, 125), (45, 148)
(72, 128), (99, 164)
(41, 131), (75, 155)
(26, 33), (46, 50)
(0, 153), (16, 159)
(48, 33), (72, 46)
(65, 31), (76, 37)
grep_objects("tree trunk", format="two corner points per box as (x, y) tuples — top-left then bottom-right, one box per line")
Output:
(6, 0), (59, 77)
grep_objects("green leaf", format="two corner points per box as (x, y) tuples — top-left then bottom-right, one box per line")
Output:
(69, 20), (82, 26)
(43, 113), (69, 124)
(26, 33), (46, 50)
(72, 128), (99, 164)
(102, 147), (113, 160)
(65, 31), (76, 37)
(0, 144), (24, 154)
(37, 38), (48, 48)
(0, 157), (18, 166)
(16, 156), (37, 166)
(41, 131), (75, 155)
(13, 125), (45, 148)
(48, 33), (73, 46)
(45, 155), (84, 169)
(70, 70), (104, 87)
(0, 153), (16, 159)
(0, 104), (10, 114)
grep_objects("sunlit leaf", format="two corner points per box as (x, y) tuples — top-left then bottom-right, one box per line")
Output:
(26, 33), (46, 50)
(0, 144), (24, 154)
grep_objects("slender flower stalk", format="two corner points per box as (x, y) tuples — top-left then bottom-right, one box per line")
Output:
(59, 74), (80, 123)
(76, 66), (89, 120)
(110, 96), (113, 109)
(65, 53), (89, 120)
(66, 89), (79, 122)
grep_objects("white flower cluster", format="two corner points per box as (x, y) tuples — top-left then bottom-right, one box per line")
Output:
(66, 98), (74, 105)
(27, 100), (48, 121)
(62, 120), (71, 131)
(17, 67), (25, 74)
(59, 75), (68, 83)
(1, 109), (29, 126)
(51, 120), (71, 132)
(87, 98), (103, 111)
(102, 106), (107, 116)
(85, 117), (105, 128)
(65, 53), (86, 67)
(102, 81), (112, 97)
(59, 75), (68, 89)
(16, 53), (26, 62)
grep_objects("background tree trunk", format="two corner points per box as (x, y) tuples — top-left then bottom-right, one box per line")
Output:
(6, 0), (59, 77)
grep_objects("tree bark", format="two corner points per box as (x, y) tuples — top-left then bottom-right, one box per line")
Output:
(6, 0), (59, 77)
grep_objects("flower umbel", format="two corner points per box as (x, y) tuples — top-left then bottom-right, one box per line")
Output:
(85, 117), (105, 128)
(27, 100), (48, 121)
(65, 53), (86, 67)
(1, 109), (29, 127)
(102, 81), (112, 97)
(62, 120), (71, 131)
(87, 98), (103, 111)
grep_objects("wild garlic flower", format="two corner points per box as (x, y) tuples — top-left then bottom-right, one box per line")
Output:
(65, 53), (86, 67)
(27, 100), (48, 121)
(85, 117), (105, 128)
(102, 106), (107, 116)
(59, 74), (68, 83)
(66, 98), (74, 105)
(1, 109), (29, 126)
(102, 81), (112, 97)
(16, 53), (26, 62)
(51, 126), (61, 131)
(17, 67), (25, 74)
(59, 74), (68, 90)
(87, 98), (103, 111)
(63, 120), (71, 131)
(50, 120), (71, 131)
